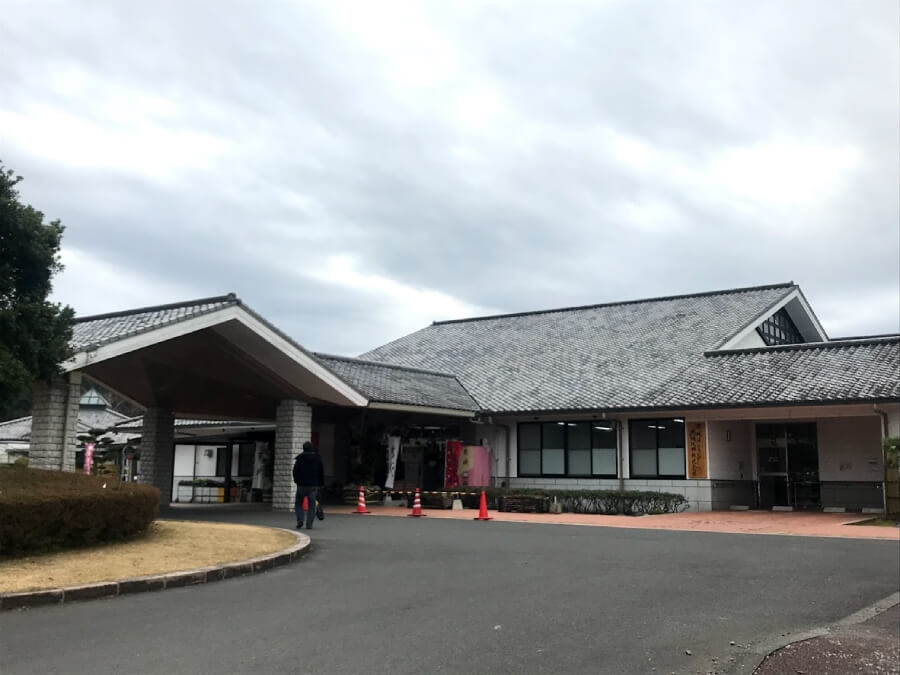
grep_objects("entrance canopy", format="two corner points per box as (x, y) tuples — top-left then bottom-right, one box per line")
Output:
(66, 295), (479, 421)
(67, 295), (368, 419)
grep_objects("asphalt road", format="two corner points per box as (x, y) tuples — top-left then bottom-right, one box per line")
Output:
(1, 507), (898, 675)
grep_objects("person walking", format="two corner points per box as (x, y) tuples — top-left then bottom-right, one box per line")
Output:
(293, 441), (324, 529)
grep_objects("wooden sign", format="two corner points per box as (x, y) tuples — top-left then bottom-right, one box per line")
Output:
(686, 422), (708, 479)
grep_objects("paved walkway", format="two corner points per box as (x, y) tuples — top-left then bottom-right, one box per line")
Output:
(328, 503), (900, 539)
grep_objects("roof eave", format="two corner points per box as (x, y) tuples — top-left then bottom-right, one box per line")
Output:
(483, 396), (900, 417)
(367, 401), (478, 418)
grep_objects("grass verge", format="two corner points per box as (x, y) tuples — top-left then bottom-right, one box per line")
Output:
(0, 520), (297, 593)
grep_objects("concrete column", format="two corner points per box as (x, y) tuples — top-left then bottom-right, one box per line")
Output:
(140, 408), (175, 503)
(30, 371), (81, 471)
(273, 400), (311, 511)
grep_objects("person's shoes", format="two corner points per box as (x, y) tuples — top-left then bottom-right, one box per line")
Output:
(296, 522), (303, 529)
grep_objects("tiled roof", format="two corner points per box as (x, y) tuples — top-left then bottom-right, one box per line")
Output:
(0, 416), (33, 441)
(0, 407), (131, 441)
(314, 354), (479, 412)
(361, 284), (799, 412)
(113, 417), (274, 432)
(649, 337), (900, 408)
(71, 295), (239, 351)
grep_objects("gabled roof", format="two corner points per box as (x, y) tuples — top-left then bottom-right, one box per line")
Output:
(79, 388), (111, 407)
(69, 293), (478, 416)
(68, 294), (369, 410)
(0, 406), (131, 442)
(313, 354), (479, 413)
(0, 416), (33, 441)
(72, 295), (239, 351)
(361, 283), (799, 412)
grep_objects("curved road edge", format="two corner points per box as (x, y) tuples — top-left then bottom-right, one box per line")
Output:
(0, 527), (311, 611)
(724, 591), (900, 675)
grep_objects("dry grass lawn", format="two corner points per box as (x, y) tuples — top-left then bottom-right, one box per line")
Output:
(0, 520), (297, 593)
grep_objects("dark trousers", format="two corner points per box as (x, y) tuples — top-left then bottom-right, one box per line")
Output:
(295, 486), (318, 529)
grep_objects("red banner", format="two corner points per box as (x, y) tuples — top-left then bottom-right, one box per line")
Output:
(445, 441), (462, 488)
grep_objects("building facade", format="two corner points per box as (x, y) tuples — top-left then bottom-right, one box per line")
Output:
(15, 282), (899, 513)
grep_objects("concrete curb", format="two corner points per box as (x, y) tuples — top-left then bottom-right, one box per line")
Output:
(723, 591), (900, 675)
(0, 528), (310, 612)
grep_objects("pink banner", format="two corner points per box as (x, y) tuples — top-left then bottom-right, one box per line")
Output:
(84, 442), (95, 475)
(459, 446), (491, 487)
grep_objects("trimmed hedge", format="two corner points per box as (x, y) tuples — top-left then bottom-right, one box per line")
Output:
(0, 465), (159, 557)
(482, 487), (688, 515)
(344, 485), (689, 515)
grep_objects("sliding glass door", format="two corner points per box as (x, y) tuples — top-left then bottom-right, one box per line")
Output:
(756, 423), (819, 508)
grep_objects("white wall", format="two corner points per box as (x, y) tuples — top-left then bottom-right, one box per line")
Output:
(172, 444), (227, 478)
(883, 403), (900, 438)
(173, 444), (195, 477)
(817, 416), (883, 481)
(467, 423), (508, 482)
(732, 331), (767, 349)
(707, 421), (753, 480)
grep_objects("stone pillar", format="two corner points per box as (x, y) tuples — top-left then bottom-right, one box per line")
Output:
(30, 371), (82, 471)
(140, 408), (175, 503)
(273, 400), (311, 511)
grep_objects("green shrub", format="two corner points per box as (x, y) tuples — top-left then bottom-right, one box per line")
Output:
(0, 465), (159, 557)
(375, 486), (689, 514)
(500, 488), (688, 515)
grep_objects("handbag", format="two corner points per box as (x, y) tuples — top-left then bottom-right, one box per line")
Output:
(316, 500), (324, 521)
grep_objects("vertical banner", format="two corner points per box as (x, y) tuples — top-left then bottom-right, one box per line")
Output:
(445, 440), (462, 488)
(686, 422), (707, 479)
(459, 446), (492, 486)
(385, 436), (401, 489)
(84, 442), (95, 475)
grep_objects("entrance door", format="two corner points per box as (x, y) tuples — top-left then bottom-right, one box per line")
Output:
(756, 423), (820, 509)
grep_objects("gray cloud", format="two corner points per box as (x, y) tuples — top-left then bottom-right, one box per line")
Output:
(2, 0), (897, 355)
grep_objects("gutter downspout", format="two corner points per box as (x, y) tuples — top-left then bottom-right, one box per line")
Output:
(504, 423), (512, 488)
(874, 404), (890, 515)
(617, 419), (625, 493)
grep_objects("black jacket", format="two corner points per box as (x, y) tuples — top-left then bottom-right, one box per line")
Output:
(293, 451), (325, 487)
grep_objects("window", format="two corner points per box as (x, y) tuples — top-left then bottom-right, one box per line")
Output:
(214, 447), (228, 477)
(756, 308), (803, 346)
(237, 443), (256, 476)
(518, 423), (542, 476)
(542, 423), (565, 475)
(518, 422), (618, 477)
(628, 419), (685, 478)
(592, 424), (617, 476)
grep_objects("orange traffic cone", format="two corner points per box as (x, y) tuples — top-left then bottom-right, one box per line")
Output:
(352, 486), (371, 514)
(473, 490), (492, 521)
(408, 488), (427, 517)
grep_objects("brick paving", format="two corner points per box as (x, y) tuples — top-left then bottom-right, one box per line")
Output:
(326, 503), (900, 539)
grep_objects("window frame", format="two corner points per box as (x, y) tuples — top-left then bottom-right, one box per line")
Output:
(756, 308), (803, 346)
(214, 446), (228, 477)
(628, 418), (686, 479)
(237, 443), (256, 476)
(517, 421), (618, 478)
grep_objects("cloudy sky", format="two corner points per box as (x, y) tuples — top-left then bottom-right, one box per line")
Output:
(3, 0), (898, 354)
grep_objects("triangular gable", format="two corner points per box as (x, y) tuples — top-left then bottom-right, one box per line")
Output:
(715, 286), (827, 350)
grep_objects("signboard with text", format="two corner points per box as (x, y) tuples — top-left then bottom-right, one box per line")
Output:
(686, 422), (707, 479)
